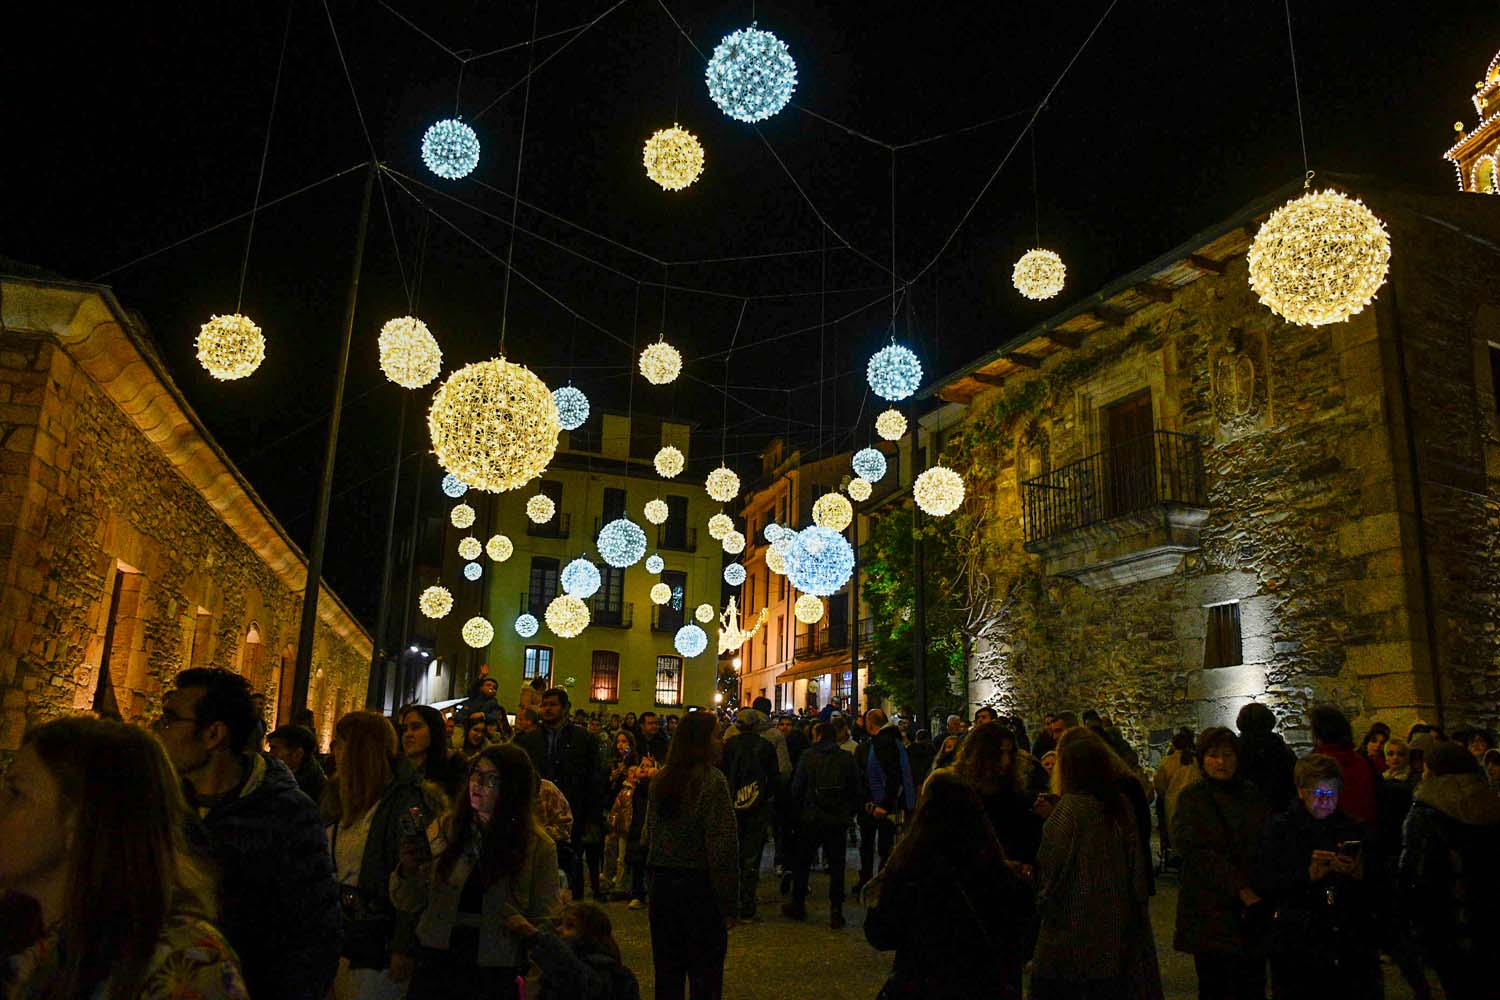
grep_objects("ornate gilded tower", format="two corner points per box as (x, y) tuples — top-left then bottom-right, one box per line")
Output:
(1444, 49), (1500, 193)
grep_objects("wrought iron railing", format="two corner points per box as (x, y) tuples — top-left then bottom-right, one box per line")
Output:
(793, 617), (874, 660)
(1020, 430), (1205, 546)
(656, 524), (698, 552)
(588, 597), (633, 629)
(526, 513), (571, 540)
(651, 604), (688, 633)
(519, 590), (557, 618)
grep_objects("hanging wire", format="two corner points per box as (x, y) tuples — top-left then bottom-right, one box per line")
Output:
(236, 0), (296, 313)
(470, 0), (631, 122)
(889, 147), (898, 337)
(721, 300), (750, 461)
(499, 0), (543, 352)
(1031, 124), (1041, 246)
(455, 59), (467, 115)
(1283, 0), (1311, 181)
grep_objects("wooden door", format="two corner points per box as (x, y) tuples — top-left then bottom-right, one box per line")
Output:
(1105, 391), (1155, 517)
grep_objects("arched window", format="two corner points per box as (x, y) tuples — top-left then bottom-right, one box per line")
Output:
(241, 622), (264, 684)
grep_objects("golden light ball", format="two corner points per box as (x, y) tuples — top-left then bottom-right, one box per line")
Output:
(197, 313), (266, 380)
(654, 445), (685, 479)
(643, 123), (706, 191)
(418, 585), (453, 619)
(427, 357), (560, 493)
(1012, 248), (1067, 301)
(1247, 188), (1391, 327)
(914, 466), (966, 517)
(721, 529), (745, 555)
(639, 341), (683, 385)
(812, 493), (853, 532)
(650, 582), (672, 605)
(461, 616), (495, 648)
(644, 498), (670, 525)
(526, 493), (556, 524)
(875, 408), (907, 441)
(707, 512), (734, 540)
(450, 503), (477, 529)
(545, 594), (590, 638)
(457, 536), (482, 560)
(794, 593), (824, 625)
(486, 534), (513, 562)
(378, 315), (442, 389)
(695, 603), (715, 624)
(847, 477), (872, 502)
(706, 465), (740, 502)
(766, 547), (787, 575)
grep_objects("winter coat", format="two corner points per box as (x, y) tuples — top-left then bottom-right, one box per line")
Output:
(1252, 802), (1377, 966)
(530, 932), (640, 1000)
(1313, 742), (1379, 829)
(1152, 753), (1200, 834)
(724, 708), (792, 778)
(184, 753), (340, 1000)
(636, 729), (670, 765)
(788, 739), (861, 829)
(515, 721), (606, 836)
(978, 781), (1044, 865)
(861, 725), (917, 813)
(905, 740), (936, 788)
(458, 689), (503, 725)
(720, 722), (779, 814)
(1171, 776), (1269, 956)
(293, 753), (328, 807)
(1398, 772), (1500, 957)
(784, 726), (810, 771)
(644, 768), (739, 918)
(1236, 730), (1297, 813)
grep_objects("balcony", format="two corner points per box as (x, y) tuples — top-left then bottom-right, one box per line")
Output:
(650, 604), (688, 633)
(1020, 430), (1209, 589)
(794, 617), (875, 660)
(588, 597), (633, 629)
(526, 513), (571, 540)
(519, 591), (556, 618)
(656, 524), (697, 553)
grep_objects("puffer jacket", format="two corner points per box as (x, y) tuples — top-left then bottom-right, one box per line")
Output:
(1399, 772), (1500, 957)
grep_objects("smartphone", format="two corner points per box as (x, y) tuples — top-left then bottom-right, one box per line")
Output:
(1337, 839), (1362, 862)
(401, 805), (432, 861)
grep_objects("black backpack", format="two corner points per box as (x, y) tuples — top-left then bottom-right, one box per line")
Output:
(726, 730), (770, 811)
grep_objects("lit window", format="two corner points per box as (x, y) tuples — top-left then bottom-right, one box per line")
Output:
(590, 651), (620, 703)
(524, 645), (553, 682)
(1204, 603), (1243, 669)
(655, 655), (683, 707)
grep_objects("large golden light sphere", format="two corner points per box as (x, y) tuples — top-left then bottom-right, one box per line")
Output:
(639, 341), (683, 385)
(461, 616), (495, 648)
(378, 315), (442, 389)
(794, 593), (825, 625)
(1247, 188), (1391, 327)
(721, 529), (745, 555)
(643, 124), (706, 191)
(812, 493), (853, 532)
(545, 594), (590, 638)
(695, 603), (715, 624)
(418, 585), (453, 619)
(486, 534), (513, 562)
(526, 494), (555, 524)
(707, 513), (734, 540)
(914, 466), (965, 516)
(766, 547), (787, 575)
(1012, 248), (1067, 300)
(706, 465), (740, 502)
(427, 358), (560, 493)
(644, 498), (670, 525)
(457, 536), (482, 560)
(450, 503), (476, 529)
(650, 582), (672, 605)
(654, 445), (685, 478)
(197, 313), (266, 380)
(847, 477), (872, 502)
(875, 408), (907, 441)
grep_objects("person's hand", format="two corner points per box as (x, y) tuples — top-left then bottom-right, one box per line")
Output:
(398, 839), (426, 877)
(1308, 850), (1337, 882)
(1238, 887), (1262, 907)
(505, 914), (539, 938)
(1331, 853), (1360, 878)
(388, 953), (415, 984)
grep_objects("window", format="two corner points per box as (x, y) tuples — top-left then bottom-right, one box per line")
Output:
(602, 487), (627, 522)
(747, 575), (756, 616)
(659, 570), (687, 631)
(777, 571), (785, 601)
(241, 622), (264, 683)
(655, 655), (683, 706)
(1204, 602), (1243, 668)
(528, 557), (559, 615)
(590, 651), (620, 703)
(93, 563), (143, 716)
(834, 670), (853, 704)
(760, 609), (769, 661)
(594, 563), (625, 625)
(524, 645), (554, 683)
(777, 614), (786, 661)
(661, 496), (689, 550)
(189, 609), (214, 667)
(1489, 344), (1500, 417)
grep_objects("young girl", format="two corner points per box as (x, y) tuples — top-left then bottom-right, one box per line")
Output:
(508, 902), (640, 1000)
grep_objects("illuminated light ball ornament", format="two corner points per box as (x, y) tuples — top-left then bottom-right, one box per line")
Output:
(451, 503), (477, 529)
(639, 341), (683, 385)
(418, 585), (453, 619)
(721, 530), (746, 556)
(794, 593), (825, 625)
(707, 513), (734, 540)
(561, 558), (602, 599)
(765, 547), (787, 575)
(461, 616), (495, 649)
(442, 474), (469, 499)
(428, 358), (560, 493)
(545, 594), (590, 638)
(674, 623), (709, 658)
(812, 492), (853, 532)
(421, 118), (480, 180)
(196, 314), (265, 380)
(914, 466), (966, 517)
(847, 477), (872, 502)
(866, 344), (923, 402)
(596, 518), (647, 568)
(526, 494), (555, 524)
(875, 408), (907, 442)
(643, 124), (705, 191)
(458, 536), (483, 561)
(378, 316), (442, 389)
(724, 563), (746, 586)
(650, 582), (672, 606)
(786, 526), (855, 596)
(552, 385), (590, 431)
(695, 603), (715, 624)
(763, 522), (784, 544)
(706, 465), (740, 503)
(486, 534), (513, 562)
(463, 561), (483, 581)
(705, 24), (797, 124)
(654, 445), (685, 479)
(643, 498), (670, 525)
(770, 533), (793, 557)
(515, 613), (539, 638)
(1246, 188), (1391, 327)
(852, 447), (887, 483)
(646, 554), (665, 574)
(1012, 248), (1067, 301)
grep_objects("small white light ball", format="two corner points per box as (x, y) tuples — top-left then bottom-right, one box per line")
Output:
(675, 623), (709, 657)
(463, 561), (482, 581)
(515, 613), (539, 638)
(561, 558), (602, 599)
(705, 25), (798, 124)
(794, 593), (825, 624)
(421, 118), (480, 180)
(852, 448), (887, 483)
(847, 477), (872, 502)
(545, 594), (590, 638)
(552, 385), (590, 431)
(707, 513), (734, 540)
(462, 616), (495, 648)
(644, 499), (670, 525)
(419, 585), (453, 619)
(646, 554), (665, 574)
(596, 518), (647, 568)
(706, 466), (740, 503)
(1012, 248), (1067, 300)
(724, 563), (746, 586)
(650, 582), (672, 605)
(442, 474), (469, 498)
(639, 341), (683, 385)
(866, 344), (923, 402)
(451, 503), (477, 529)
(458, 536), (482, 560)
(875, 409), (907, 441)
(695, 603), (715, 624)
(378, 316), (442, 389)
(654, 445), (685, 478)
(487, 534), (513, 562)
(197, 313), (266, 380)
(721, 529), (745, 555)
(526, 494), (555, 524)
(812, 493), (853, 532)
(786, 526), (854, 596)
(914, 466), (966, 516)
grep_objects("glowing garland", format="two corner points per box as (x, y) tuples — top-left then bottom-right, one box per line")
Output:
(463, 561), (482, 581)
(552, 385), (590, 431)
(487, 534), (513, 562)
(458, 536), (482, 561)
(461, 616), (495, 648)
(785, 526), (854, 597)
(639, 341), (683, 385)
(654, 445), (685, 478)
(847, 477), (872, 502)
(695, 603), (715, 624)
(378, 316), (442, 389)
(794, 593), (825, 625)
(867, 344), (923, 401)
(812, 493), (853, 532)
(875, 409), (907, 442)
(421, 118), (480, 179)
(705, 25), (797, 124)
(706, 466), (740, 503)
(561, 558), (602, 599)
(1246, 188), (1391, 327)
(707, 513), (734, 540)
(451, 504), (476, 529)
(721, 530), (745, 555)
(643, 124), (706, 191)
(650, 582), (672, 605)
(442, 474), (469, 498)
(545, 595), (590, 638)
(515, 613), (539, 638)
(914, 466), (965, 517)
(197, 314), (266, 380)
(644, 499), (670, 525)
(596, 518), (647, 568)
(428, 358), (559, 493)
(418, 585), (453, 619)
(675, 623), (709, 657)
(646, 554), (665, 574)
(526, 494), (555, 524)
(1012, 249), (1067, 300)
(724, 563), (746, 586)
(852, 447), (887, 483)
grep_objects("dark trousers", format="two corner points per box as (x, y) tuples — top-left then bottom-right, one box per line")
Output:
(408, 952), (521, 1000)
(1431, 947), (1483, 1000)
(1030, 976), (1128, 1000)
(771, 776), (793, 868)
(735, 809), (770, 917)
(582, 839), (604, 897)
(649, 868), (727, 1000)
(1193, 954), (1267, 1000)
(559, 832), (585, 898)
(1270, 953), (1381, 1000)
(791, 822), (847, 909)
(856, 810), (895, 880)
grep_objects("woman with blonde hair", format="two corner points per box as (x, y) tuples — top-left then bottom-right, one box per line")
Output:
(0, 717), (248, 999)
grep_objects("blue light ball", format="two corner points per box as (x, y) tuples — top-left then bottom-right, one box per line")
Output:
(852, 448), (888, 483)
(463, 561), (482, 581)
(553, 385), (590, 431)
(646, 554), (664, 574)
(867, 344), (922, 401)
(421, 118), (480, 179)
(724, 563), (746, 586)
(597, 518), (647, 568)
(675, 623), (708, 658)
(441, 473), (469, 498)
(561, 558), (602, 599)
(515, 613), (539, 638)
(786, 526), (854, 597)
(705, 25), (798, 124)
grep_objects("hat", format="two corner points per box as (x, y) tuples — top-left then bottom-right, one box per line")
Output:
(735, 707), (767, 731)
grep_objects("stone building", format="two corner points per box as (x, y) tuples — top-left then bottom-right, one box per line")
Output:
(0, 267), (373, 753)
(917, 180), (1500, 748)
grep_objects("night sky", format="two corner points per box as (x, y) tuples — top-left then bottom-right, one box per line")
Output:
(7, 1), (1497, 629)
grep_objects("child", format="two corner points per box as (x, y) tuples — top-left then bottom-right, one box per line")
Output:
(603, 765), (640, 899)
(623, 757), (658, 909)
(508, 902), (640, 1000)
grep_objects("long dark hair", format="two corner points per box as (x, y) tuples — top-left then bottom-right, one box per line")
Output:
(462, 716), (489, 755)
(884, 771), (1006, 878)
(611, 729), (639, 765)
(400, 704), (451, 778)
(562, 901), (622, 963)
(435, 744), (540, 888)
(23, 718), (215, 1000)
(649, 712), (718, 818)
(1054, 726), (1128, 822)
(954, 722), (1024, 795)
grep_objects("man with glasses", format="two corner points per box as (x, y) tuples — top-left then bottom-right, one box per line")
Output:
(515, 687), (605, 898)
(156, 668), (340, 1000)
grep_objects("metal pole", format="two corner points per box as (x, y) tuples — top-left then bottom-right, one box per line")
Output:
(849, 512), (860, 716)
(366, 393), (407, 708)
(911, 443), (929, 734)
(292, 160), (376, 715)
(398, 452), (426, 656)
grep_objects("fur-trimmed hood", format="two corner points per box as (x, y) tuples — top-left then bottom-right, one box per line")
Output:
(1413, 772), (1500, 826)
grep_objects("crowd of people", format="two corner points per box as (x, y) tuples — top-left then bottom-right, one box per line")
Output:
(1, 662), (1498, 1000)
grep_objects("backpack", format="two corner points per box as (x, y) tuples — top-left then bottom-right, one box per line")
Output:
(727, 730), (770, 811)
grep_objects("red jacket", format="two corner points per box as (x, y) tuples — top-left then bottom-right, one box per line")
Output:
(1316, 743), (1379, 828)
